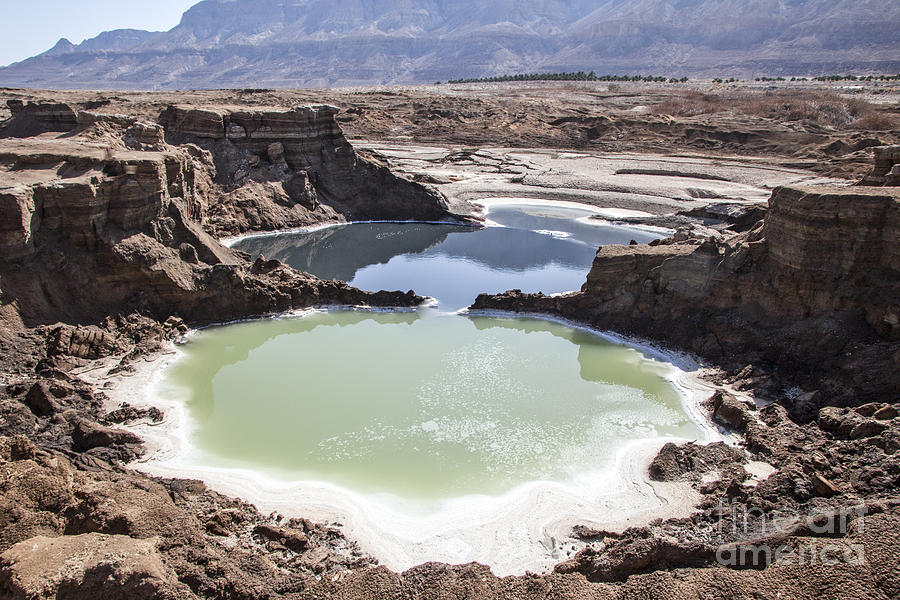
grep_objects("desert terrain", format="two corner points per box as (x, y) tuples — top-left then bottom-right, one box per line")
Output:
(0, 81), (898, 599)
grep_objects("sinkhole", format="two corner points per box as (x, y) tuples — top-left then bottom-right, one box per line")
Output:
(160, 202), (701, 500)
(149, 201), (712, 573)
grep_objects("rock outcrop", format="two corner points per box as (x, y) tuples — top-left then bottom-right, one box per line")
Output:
(0, 102), (78, 138)
(0, 534), (191, 600)
(860, 145), (900, 186)
(0, 104), (434, 326)
(159, 104), (455, 233)
(473, 185), (900, 417)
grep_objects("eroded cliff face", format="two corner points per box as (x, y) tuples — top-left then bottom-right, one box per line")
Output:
(0, 103), (434, 328)
(159, 104), (453, 234)
(860, 145), (900, 186)
(474, 185), (900, 416)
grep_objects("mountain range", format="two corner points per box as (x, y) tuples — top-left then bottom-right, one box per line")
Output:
(1, 0), (898, 89)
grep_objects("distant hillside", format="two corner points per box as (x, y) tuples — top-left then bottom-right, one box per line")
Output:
(1, 0), (898, 89)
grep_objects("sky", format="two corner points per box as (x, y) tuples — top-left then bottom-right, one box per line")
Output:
(0, 0), (201, 67)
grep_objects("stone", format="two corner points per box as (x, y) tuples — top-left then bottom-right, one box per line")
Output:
(855, 403), (883, 417)
(850, 420), (889, 440)
(648, 441), (745, 482)
(253, 524), (309, 552)
(711, 391), (754, 432)
(179, 243), (200, 264)
(267, 142), (285, 162)
(23, 382), (62, 417)
(71, 420), (143, 452)
(873, 405), (898, 420)
(811, 472), (841, 497)
(0, 534), (193, 599)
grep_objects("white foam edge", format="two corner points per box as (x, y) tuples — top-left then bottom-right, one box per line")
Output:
(220, 219), (479, 248)
(83, 306), (730, 578)
(471, 197), (675, 235)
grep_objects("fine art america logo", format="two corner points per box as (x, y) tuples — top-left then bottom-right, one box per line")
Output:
(714, 501), (867, 568)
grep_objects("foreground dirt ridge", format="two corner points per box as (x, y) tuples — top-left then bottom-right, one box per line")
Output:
(0, 92), (898, 598)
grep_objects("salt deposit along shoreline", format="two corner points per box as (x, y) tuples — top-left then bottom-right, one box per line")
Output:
(78, 305), (731, 577)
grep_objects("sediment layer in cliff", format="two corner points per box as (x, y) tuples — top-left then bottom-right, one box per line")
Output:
(158, 104), (454, 233)
(0, 102), (445, 328)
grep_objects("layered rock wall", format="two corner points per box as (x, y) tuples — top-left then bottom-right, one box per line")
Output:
(159, 104), (452, 225)
(860, 145), (900, 186)
(0, 104), (436, 326)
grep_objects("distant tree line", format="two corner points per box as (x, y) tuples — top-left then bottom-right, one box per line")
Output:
(444, 72), (689, 84)
(760, 74), (900, 82)
(810, 74), (900, 82)
(439, 72), (900, 85)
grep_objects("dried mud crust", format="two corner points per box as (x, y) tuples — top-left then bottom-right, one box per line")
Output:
(0, 89), (898, 598)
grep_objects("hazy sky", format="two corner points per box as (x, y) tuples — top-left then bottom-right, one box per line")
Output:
(0, 0), (200, 67)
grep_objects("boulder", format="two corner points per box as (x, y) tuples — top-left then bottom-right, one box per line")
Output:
(23, 382), (62, 417)
(253, 524), (309, 552)
(0, 534), (194, 599)
(711, 391), (754, 432)
(72, 420), (142, 453)
(649, 441), (745, 482)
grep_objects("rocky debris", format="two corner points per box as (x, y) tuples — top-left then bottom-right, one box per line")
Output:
(22, 381), (64, 417)
(45, 324), (125, 360)
(0, 534), (193, 600)
(71, 419), (143, 453)
(253, 524), (309, 553)
(678, 202), (768, 233)
(860, 145), (900, 186)
(555, 529), (716, 582)
(649, 441), (746, 485)
(0, 432), (379, 597)
(105, 403), (164, 425)
(818, 404), (899, 440)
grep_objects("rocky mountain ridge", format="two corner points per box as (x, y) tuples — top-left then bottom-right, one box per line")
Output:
(1, 0), (899, 89)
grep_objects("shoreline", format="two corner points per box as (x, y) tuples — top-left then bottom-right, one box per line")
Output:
(472, 197), (676, 235)
(220, 219), (482, 248)
(221, 198), (675, 249)
(79, 305), (729, 577)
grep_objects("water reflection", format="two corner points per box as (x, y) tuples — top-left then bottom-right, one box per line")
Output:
(235, 223), (473, 282)
(171, 311), (419, 422)
(470, 317), (676, 401)
(233, 204), (662, 310)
